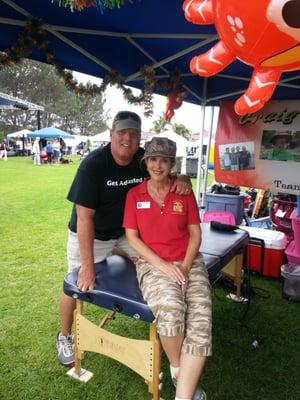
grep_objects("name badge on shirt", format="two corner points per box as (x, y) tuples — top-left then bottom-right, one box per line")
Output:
(137, 201), (150, 209)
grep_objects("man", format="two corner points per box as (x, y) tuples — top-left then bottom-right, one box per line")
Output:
(56, 111), (192, 366)
(229, 146), (239, 171)
(239, 146), (251, 170)
(267, 132), (293, 161)
(32, 137), (41, 165)
(221, 147), (231, 170)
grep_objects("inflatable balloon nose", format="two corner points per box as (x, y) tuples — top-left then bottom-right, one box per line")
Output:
(183, 0), (300, 115)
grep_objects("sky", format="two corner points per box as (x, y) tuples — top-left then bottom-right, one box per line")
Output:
(73, 71), (219, 135)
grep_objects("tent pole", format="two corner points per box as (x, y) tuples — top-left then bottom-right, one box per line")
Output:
(201, 106), (215, 208)
(37, 110), (41, 130)
(196, 79), (207, 206)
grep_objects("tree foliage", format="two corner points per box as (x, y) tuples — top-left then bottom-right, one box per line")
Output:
(150, 114), (191, 139)
(0, 59), (108, 135)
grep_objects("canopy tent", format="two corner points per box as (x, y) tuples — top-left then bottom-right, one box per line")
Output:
(149, 131), (189, 158)
(64, 135), (89, 148)
(0, 91), (44, 111)
(90, 130), (111, 144)
(6, 129), (32, 139)
(0, 1), (299, 202)
(28, 127), (74, 139)
(0, 1), (299, 108)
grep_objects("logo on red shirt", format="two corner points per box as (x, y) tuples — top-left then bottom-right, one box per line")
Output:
(172, 200), (184, 214)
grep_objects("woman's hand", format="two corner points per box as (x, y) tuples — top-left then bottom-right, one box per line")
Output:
(180, 265), (190, 296)
(158, 261), (186, 287)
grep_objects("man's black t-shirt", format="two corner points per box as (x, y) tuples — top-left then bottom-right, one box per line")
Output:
(68, 144), (146, 240)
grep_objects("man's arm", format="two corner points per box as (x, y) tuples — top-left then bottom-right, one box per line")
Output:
(76, 204), (96, 291)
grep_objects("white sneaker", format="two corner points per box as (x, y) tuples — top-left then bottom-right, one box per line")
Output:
(56, 332), (74, 366)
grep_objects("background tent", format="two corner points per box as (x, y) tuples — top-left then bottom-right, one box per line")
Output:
(28, 127), (74, 139)
(0, 91), (44, 111)
(149, 131), (189, 158)
(90, 130), (111, 144)
(6, 129), (32, 140)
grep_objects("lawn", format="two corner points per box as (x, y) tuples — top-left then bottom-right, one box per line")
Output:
(0, 156), (299, 400)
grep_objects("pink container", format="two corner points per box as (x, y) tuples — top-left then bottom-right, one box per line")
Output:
(285, 240), (300, 264)
(202, 210), (236, 225)
(291, 209), (300, 254)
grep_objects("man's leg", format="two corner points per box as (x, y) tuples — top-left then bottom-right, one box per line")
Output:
(57, 231), (115, 366)
(59, 293), (76, 336)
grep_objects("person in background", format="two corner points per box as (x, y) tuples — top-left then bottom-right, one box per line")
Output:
(267, 132), (293, 161)
(123, 137), (211, 400)
(0, 141), (7, 160)
(239, 146), (251, 170)
(56, 111), (192, 367)
(52, 140), (61, 163)
(32, 137), (41, 165)
(229, 146), (239, 171)
(46, 141), (53, 164)
(221, 147), (231, 170)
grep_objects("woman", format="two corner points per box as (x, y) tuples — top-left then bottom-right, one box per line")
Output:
(123, 137), (211, 400)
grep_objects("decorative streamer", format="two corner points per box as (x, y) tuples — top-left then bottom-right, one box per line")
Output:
(0, 18), (184, 117)
(52, 0), (132, 11)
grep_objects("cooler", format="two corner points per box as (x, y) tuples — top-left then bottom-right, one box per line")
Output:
(242, 226), (288, 278)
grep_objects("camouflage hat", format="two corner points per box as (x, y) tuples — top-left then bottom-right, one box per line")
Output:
(271, 131), (292, 143)
(143, 137), (177, 159)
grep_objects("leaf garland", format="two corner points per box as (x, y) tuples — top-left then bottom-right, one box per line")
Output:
(0, 18), (186, 116)
(52, 0), (133, 11)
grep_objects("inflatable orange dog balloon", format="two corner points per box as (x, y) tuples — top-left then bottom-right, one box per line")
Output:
(183, 0), (300, 115)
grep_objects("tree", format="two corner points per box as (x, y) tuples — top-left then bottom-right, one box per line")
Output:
(150, 114), (191, 140)
(150, 116), (169, 133)
(0, 59), (108, 135)
(171, 123), (191, 140)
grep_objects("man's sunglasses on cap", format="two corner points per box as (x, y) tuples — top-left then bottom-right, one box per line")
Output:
(112, 111), (142, 132)
(113, 111), (141, 123)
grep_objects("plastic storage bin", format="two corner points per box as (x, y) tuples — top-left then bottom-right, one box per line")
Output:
(285, 240), (300, 264)
(242, 226), (288, 278)
(204, 193), (245, 225)
(281, 264), (300, 301)
(202, 210), (236, 225)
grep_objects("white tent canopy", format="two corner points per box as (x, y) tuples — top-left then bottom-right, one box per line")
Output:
(148, 131), (189, 157)
(7, 129), (32, 139)
(64, 135), (89, 147)
(90, 130), (111, 144)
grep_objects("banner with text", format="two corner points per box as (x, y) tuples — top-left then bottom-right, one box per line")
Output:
(215, 101), (300, 194)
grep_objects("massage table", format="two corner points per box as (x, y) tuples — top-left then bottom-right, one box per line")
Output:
(63, 223), (249, 399)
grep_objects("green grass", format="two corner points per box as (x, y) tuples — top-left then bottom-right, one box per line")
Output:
(0, 157), (299, 400)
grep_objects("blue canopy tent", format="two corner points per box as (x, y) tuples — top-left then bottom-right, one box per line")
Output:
(0, 1), (299, 106)
(0, 0), (299, 200)
(28, 127), (74, 139)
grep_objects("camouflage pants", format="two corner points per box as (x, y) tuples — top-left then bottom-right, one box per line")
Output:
(136, 254), (212, 357)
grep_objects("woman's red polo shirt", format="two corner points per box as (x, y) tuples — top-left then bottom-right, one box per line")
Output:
(123, 179), (201, 261)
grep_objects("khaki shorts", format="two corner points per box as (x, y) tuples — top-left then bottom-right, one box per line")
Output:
(136, 254), (212, 357)
(66, 229), (138, 273)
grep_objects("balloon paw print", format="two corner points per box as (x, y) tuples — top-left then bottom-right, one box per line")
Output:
(183, 0), (300, 115)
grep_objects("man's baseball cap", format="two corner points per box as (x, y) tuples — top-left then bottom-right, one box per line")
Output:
(112, 111), (142, 132)
(143, 137), (177, 159)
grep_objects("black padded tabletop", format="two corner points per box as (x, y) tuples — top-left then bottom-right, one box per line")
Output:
(64, 226), (248, 322)
(64, 253), (220, 323)
(200, 223), (249, 267)
(64, 255), (155, 322)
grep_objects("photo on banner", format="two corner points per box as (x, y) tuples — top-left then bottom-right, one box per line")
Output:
(214, 101), (300, 195)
